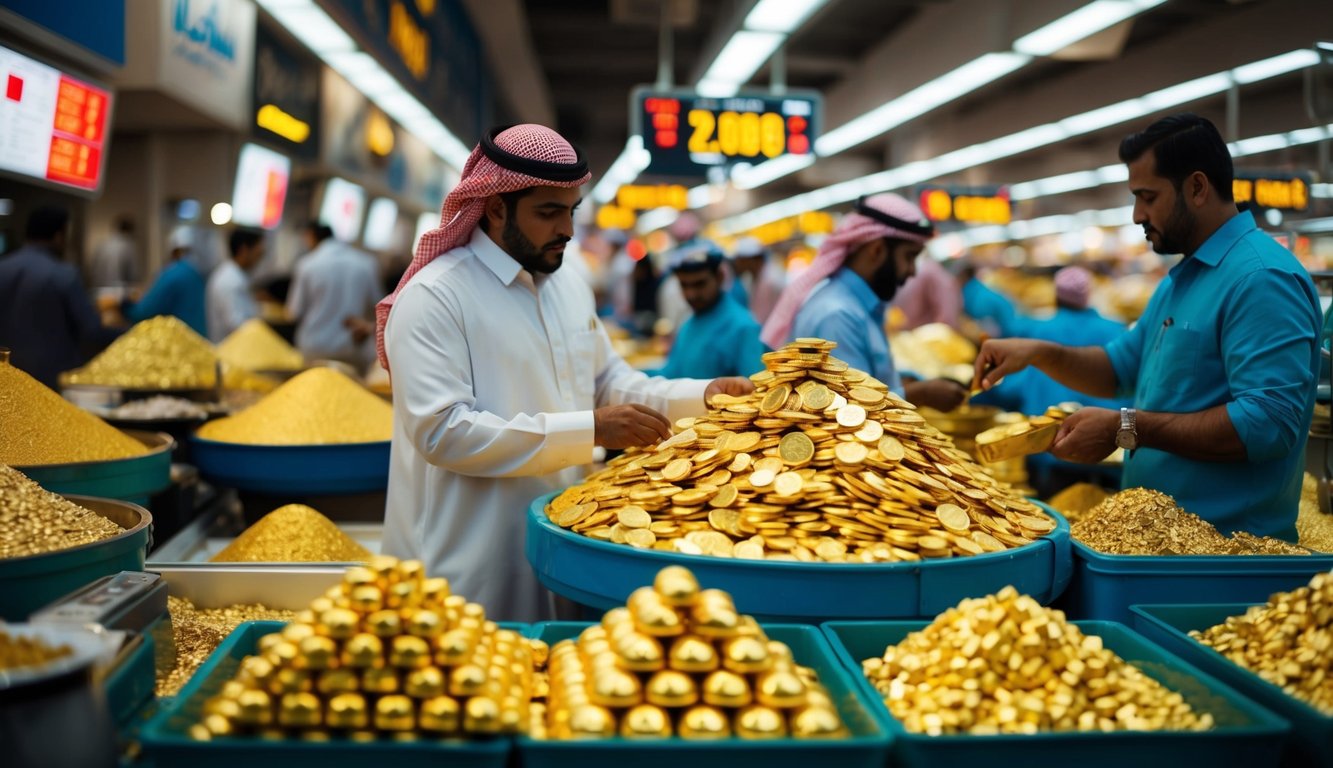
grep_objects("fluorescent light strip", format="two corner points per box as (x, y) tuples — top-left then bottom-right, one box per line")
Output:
(715, 49), (1318, 234)
(592, 137), (651, 204)
(256, 0), (469, 169)
(700, 30), (786, 92)
(744, 0), (828, 34)
(636, 207), (680, 235)
(1014, 0), (1165, 57)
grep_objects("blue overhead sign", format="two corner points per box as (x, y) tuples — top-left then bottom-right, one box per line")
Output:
(1, 0), (126, 67)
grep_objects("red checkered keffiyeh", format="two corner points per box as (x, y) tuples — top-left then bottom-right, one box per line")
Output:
(375, 124), (592, 370)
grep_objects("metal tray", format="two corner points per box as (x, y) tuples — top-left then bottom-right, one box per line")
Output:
(150, 565), (346, 610)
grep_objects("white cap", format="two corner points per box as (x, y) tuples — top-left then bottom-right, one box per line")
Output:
(733, 236), (764, 258)
(167, 225), (195, 252)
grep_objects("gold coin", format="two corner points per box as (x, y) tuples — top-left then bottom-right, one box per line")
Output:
(835, 404), (866, 428)
(729, 432), (762, 453)
(877, 435), (905, 462)
(970, 531), (1006, 552)
(626, 529), (657, 548)
(708, 508), (741, 536)
(729, 453), (753, 472)
(709, 484), (739, 508)
(760, 385), (791, 415)
(848, 387), (884, 404)
(803, 385), (833, 411)
(854, 420), (884, 443)
(815, 539), (847, 560)
(618, 506), (652, 529)
(834, 442), (868, 465)
(935, 504), (971, 534)
(749, 469), (776, 488)
(662, 459), (693, 482)
(778, 432), (815, 465)
(754, 457), (785, 474)
(773, 471), (804, 497)
(734, 540), (765, 559)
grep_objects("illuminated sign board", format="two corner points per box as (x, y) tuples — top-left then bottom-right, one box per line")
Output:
(320, 177), (367, 243)
(634, 87), (820, 177)
(363, 197), (400, 251)
(1233, 172), (1310, 211)
(0, 44), (112, 195)
(232, 143), (291, 230)
(917, 186), (1011, 225)
(617, 184), (689, 211)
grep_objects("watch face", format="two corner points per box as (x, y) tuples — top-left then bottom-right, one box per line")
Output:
(1115, 430), (1135, 450)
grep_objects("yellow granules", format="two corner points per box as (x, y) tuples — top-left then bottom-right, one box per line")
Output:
(210, 504), (372, 562)
(62, 315), (218, 390)
(197, 367), (392, 445)
(1, 361), (147, 465)
(0, 465), (125, 558)
(217, 319), (303, 372)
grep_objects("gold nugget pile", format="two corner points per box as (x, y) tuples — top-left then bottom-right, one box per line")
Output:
(862, 587), (1214, 735)
(190, 556), (539, 742)
(1072, 488), (1308, 556)
(1297, 473), (1333, 552)
(1, 360), (147, 465)
(0, 465), (125, 559)
(0, 630), (74, 670)
(63, 315), (219, 390)
(536, 566), (847, 740)
(548, 339), (1054, 562)
(210, 504), (373, 563)
(197, 368), (392, 445)
(217, 319), (304, 373)
(1046, 482), (1111, 524)
(1190, 572), (1333, 715)
(160, 596), (298, 697)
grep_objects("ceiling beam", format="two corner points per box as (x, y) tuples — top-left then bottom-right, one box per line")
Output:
(460, 0), (555, 126)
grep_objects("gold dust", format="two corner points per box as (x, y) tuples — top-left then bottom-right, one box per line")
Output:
(159, 596), (297, 697)
(217, 319), (303, 372)
(197, 368), (391, 445)
(62, 315), (218, 389)
(0, 361), (147, 465)
(210, 504), (373, 563)
(0, 465), (124, 558)
(1071, 488), (1308, 556)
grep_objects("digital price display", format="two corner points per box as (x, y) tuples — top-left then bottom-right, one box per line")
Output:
(0, 44), (112, 194)
(917, 186), (1012, 226)
(634, 87), (820, 177)
(1233, 172), (1310, 211)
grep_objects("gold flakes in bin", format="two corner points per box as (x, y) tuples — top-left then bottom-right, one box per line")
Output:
(536, 565), (848, 741)
(1046, 482), (1110, 524)
(547, 339), (1054, 563)
(209, 504), (372, 563)
(0, 465), (124, 559)
(0, 360), (147, 465)
(1190, 572), (1333, 715)
(862, 587), (1214, 735)
(160, 596), (298, 697)
(196, 368), (392, 445)
(190, 556), (541, 742)
(62, 315), (218, 390)
(1071, 488), (1308, 556)
(0, 630), (73, 670)
(217, 319), (304, 373)
(1297, 473), (1333, 553)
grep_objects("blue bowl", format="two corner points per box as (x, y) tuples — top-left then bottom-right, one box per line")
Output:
(17, 429), (173, 505)
(189, 437), (390, 495)
(526, 492), (1072, 622)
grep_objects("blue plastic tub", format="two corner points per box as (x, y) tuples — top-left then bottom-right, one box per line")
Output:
(1131, 603), (1332, 767)
(17, 429), (173, 505)
(518, 621), (891, 768)
(189, 437), (390, 495)
(821, 619), (1290, 768)
(1058, 538), (1333, 623)
(139, 621), (514, 768)
(526, 492), (1072, 622)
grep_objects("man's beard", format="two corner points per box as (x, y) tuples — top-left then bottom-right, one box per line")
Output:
(503, 217), (570, 275)
(869, 253), (903, 302)
(1147, 194), (1196, 255)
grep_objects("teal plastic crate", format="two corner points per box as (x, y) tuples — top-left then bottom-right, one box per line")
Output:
(1058, 539), (1333, 623)
(518, 621), (891, 768)
(1132, 603), (1332, 767)
(526, 492), (1073, 622)
(139, 621), (513, 768)
(821, 619), (1290, 768)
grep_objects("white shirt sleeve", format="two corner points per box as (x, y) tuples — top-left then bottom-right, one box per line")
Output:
(591, 321), (711, 423)
(387, 282), (597, 478)
(286, 262), (306, 320)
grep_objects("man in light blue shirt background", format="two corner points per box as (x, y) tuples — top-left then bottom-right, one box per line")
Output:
(976, 114), (1319, 539)
(651, 240), (767, 379)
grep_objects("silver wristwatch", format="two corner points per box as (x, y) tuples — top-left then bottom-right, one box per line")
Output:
(1115, 407), (1138, 451)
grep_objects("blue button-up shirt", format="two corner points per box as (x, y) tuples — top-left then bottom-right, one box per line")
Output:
(963, 278), (1019, 337)
(1105, 211), (1320, 539)
(654, 292), (768, 379)
(792, 268), (903, 395)
(126, 258), (208, 337)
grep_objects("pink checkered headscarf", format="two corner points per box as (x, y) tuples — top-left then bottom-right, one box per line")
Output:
(375, 124), (592, 369)
(1054, 265), (1093, 309)
(760, 193), (934, 349)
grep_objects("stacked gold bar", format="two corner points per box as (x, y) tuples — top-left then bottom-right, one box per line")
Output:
(190, 556), (541, 742)
(535, 566), (847, 740)
(1190, 571), (1333, 715)
(547, 339), (1054, 562)
(862, 587), (1215, 735)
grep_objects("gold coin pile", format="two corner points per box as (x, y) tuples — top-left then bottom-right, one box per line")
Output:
(197, 367), (392, 445)
(0, 630), (74, 670)
(862, 586), (1215, 735)
(62, 315), (218, 390)
(1297, 473), (1333, 553)
(217, 319), (304, 372)
(535, 565), (847, 741)
(1071, 488), (1308, 556)
(190, 555), (541, 742)
(211, 504), (373, 563)
(1, 360), (148, 465)
(547, 339), (1053, 562)
(160, 596), (298, 697)
(0, 465), (125, 559)
(1190, 571), (1333, 715)
(1046, 482), (1111, 524)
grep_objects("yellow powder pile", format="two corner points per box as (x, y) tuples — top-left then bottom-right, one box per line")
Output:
(63, 315), (218, 390)
(1, 465), (125, 558)
(1, 362), (147, 465)
(197, 367), (392, 445)
(210, 504), (372, 562)
(1047, 482), (1111, 524)
(217, 319), (303, 372)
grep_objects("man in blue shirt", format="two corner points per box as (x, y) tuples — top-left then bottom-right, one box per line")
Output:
(959, 262), (1021, 338)
(0, 206), (119, 388)
(651, 241), (767, 379)
(123, 225), (208, 336)
(975, 114), (1319, 539)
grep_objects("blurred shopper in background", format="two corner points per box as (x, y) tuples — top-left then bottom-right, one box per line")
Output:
(287, 221), (380, 368)
(123, 224), (209, 336)
(727, 236), (786, 325)
(650, 240), (767, 379)
(206, 227), (266, 341)
(958, 259), (1020, 338)
(892, 250), (962, 331)
(0, 206), (119, 387)
(763, 193), (968, 412)
(87, 215), (137, 292)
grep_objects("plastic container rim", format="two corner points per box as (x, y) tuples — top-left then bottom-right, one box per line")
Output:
(11, 429), (174, 472)
(0, 494), (150, 567)
(1071, 537), (1329, 566)
(189, 435), (392, 451)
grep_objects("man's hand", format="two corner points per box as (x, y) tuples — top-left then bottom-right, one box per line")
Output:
(1049, 407), (1118, 463)
(972, 338), (1047, 391)
(344, 315), (374, 343)
(904, 378), (968, 412)
(594, 404), (672, 450)
(705, 376), (756, 404)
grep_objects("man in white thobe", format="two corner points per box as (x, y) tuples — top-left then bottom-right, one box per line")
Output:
(205, 227), (265, 341)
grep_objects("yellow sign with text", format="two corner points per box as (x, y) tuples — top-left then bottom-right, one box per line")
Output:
(1233, 175), (1309, 211)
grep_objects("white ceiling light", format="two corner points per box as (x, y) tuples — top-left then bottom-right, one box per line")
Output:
(733, 154), (816, 190)
(1233, 48), (1321, 84)
(744, 0), (829, 34)
(260, 0), (355, 54)
(1013, 0), (1166, 56)
(592, 137), (651, 204)
(700, 31), (786, 91)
